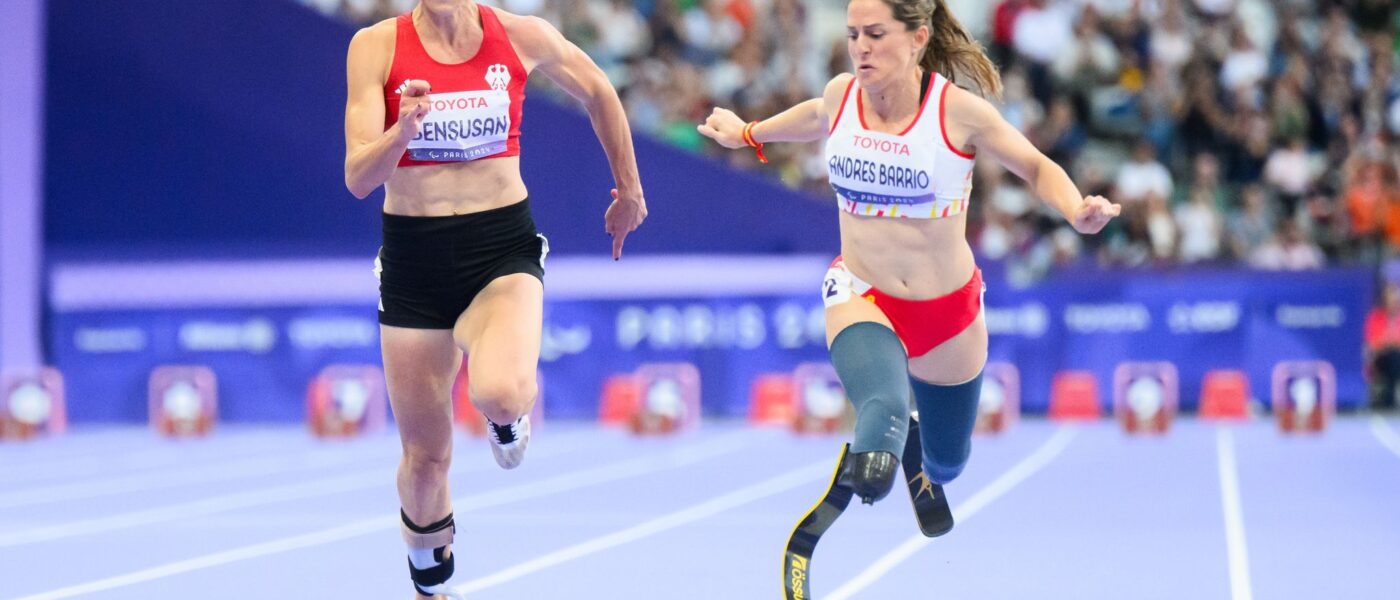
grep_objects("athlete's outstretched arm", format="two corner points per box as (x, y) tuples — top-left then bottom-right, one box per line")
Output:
(698, 99), (824, 148)
(697, 74), (853, 149)
(945, 85), (1121, 234)
(343, 24), (431, 199)
(509, 16), (645, 259)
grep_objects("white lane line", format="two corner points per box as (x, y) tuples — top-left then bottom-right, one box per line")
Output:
(825, 426), (1078, 600)
(1216, 427), (1254, 600)
(13, 431), (760, 600)
(0, 446), (390, 509)
(0, 429), (158, 466)
(0, 428), (600, 509)
(1370, 416), (1400, 459)
(0, 428), (290, 462)
(0, 439), (306, 486)
(0, 431), (600, 547)
(458, 458), (834, 593)
(0, 468), (391, 548)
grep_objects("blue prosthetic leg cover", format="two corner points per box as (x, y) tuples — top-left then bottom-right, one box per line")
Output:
(911, 371), (983, 484)
(829, 322), (911, 457)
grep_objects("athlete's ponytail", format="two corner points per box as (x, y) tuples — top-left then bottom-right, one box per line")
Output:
(881, 0), (1003, 100)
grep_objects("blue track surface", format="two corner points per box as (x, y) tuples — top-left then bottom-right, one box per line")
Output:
(2, 417), (1398, 599)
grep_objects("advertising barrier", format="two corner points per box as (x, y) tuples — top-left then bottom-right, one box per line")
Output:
(48, 260), (1370, 422)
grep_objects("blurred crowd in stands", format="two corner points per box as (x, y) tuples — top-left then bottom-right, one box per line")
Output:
(307, 0), (1400, 276)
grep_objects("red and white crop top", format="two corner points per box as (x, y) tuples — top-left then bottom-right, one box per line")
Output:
(383, 5), (527, 167)
(824, 73), (976, 219)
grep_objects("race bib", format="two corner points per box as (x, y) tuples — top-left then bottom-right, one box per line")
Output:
(821, 264), (854, 308)
(406, 89), (512, 162)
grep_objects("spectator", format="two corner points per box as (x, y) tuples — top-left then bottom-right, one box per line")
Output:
(1029, 97), (1086, 166)
(587, 0), (650, 76)
(1390, 96), (1400, 138)
(1145, 193), (1177, 262)
(1249, 220), (1324, 270)
(1176, 188), (1223, 263)
(1182, 152), (1226, 209)
(1102, 203), (1152, 267)
(679, 0), (743, 64)
(1263, 136), (1315, 215)
(1344, 157), (1399, 248)
(1149, 0), (1194, 76)
(1114, 140), (1173, 206)
(1228, 184), (1275, 260)
(1011, 0), (1074, 107)
(303, 0), (1400, 272)
(990, 0), (1029, 68)
(1269, 75), (1310, 143)
(1219, 21), (1268, 94)
(1140, 61), (1185, 162)
(996, 68), (1045, 133)
(1177, 58), (1231, 160)
(1052, 6), (1120, 97)
(1193, 0), (1235, 21)
(978, 204), (1017, 261)
(1380, 178), (1400, 252)
(1226, 107), (1273, 185)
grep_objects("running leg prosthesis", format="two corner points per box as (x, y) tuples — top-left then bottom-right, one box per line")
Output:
(781, 329), (979, 598)
(902, 372), (982, 537)
(783, 444), (855, 600)
(828, 322), (911, 504)
(782, 408), (968, 597)
(901, 414), (955, 537)
(911, 373), (982, 485)
(402, 510), (465, 598)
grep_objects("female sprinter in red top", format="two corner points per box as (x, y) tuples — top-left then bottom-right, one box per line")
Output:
(344, 1), (646, 597)
(700, 0), (1117, 521)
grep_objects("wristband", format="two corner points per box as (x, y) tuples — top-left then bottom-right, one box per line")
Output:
(741, 120), (769, 164)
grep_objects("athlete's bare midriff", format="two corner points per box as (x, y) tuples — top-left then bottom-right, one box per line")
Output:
(383, 157), (528, 216)
(838, 211), (976, 300)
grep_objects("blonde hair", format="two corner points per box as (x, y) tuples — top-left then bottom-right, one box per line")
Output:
(879, 0), (1003, 99)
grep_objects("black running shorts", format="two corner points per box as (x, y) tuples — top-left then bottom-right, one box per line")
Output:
(375, 198), (547, 329)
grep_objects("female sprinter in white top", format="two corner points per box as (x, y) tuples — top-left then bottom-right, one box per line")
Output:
(699, 0), (1118, 552)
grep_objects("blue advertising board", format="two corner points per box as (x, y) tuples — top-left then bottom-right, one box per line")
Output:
(47, 259), (1370, 423)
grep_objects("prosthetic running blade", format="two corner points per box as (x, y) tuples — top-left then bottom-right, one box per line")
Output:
(903, 416), (955, 537)
(782, 443), (854, 600)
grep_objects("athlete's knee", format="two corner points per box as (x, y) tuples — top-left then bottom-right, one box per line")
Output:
(469, 375), (536, 423)
(850, 391), (908, 435)
(402, 445), (452, 482)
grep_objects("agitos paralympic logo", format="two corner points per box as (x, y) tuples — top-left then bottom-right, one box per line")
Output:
(788, 554), (809, 598)
(909, 471), (936, 501)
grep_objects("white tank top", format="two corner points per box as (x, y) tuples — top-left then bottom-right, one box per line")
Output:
(824, 73), (976, 219)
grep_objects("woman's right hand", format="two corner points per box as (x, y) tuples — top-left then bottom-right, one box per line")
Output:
(697, 107), (749, 149)
(395, 79), (432, 142)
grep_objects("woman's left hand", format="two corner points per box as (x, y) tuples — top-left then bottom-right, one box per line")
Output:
(1071, 195), (1121, 234)
(605, 188), (647, 260)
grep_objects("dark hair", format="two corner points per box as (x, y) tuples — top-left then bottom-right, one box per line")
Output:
(879, 0), (1003, 99)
